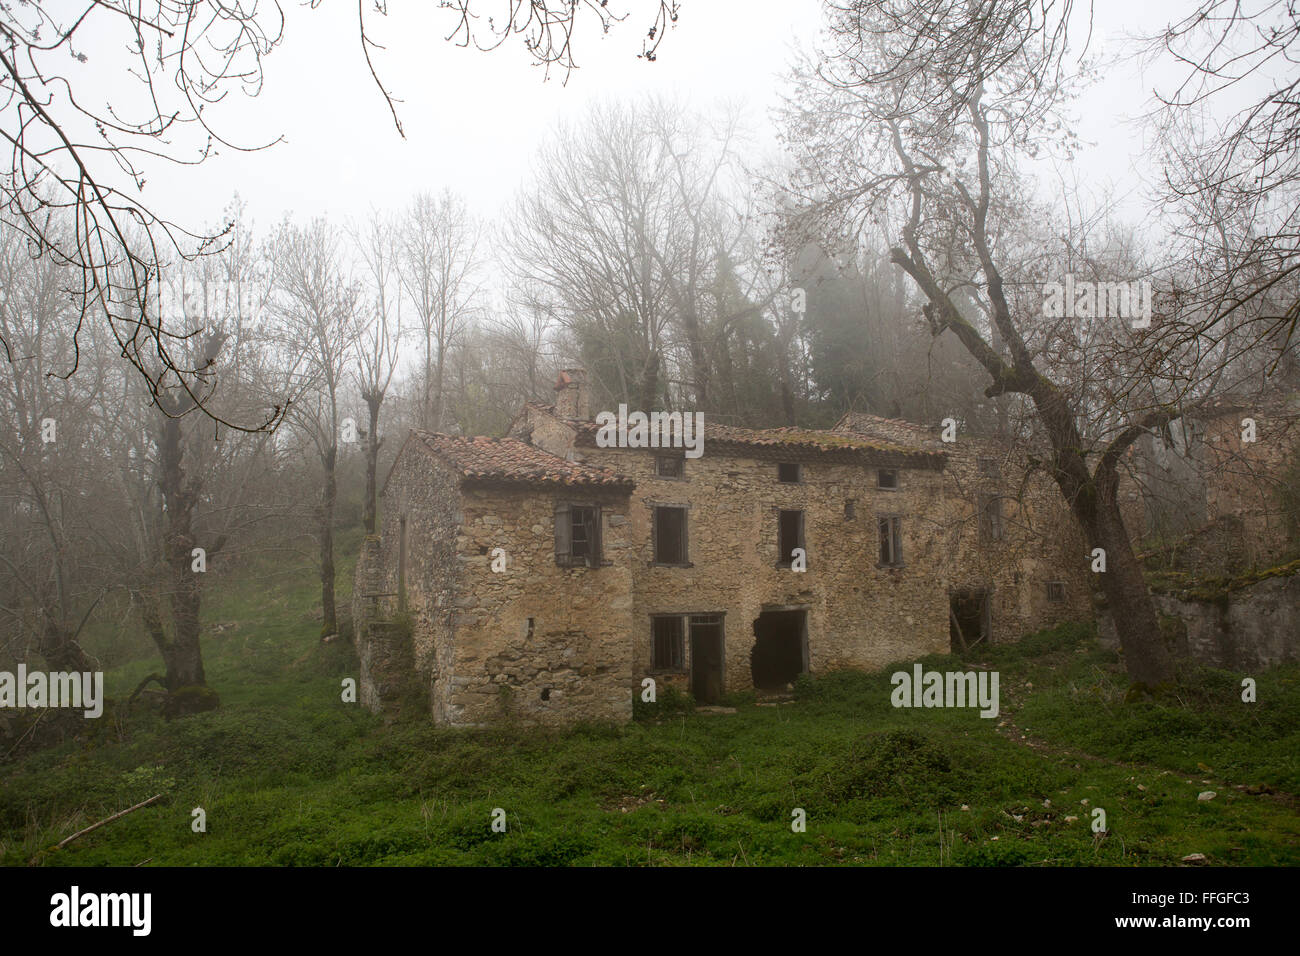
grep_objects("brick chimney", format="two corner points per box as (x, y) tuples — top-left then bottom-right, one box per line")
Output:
(554, 369), (590, 420)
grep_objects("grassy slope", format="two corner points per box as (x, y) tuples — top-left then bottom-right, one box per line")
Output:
(2, 533), (1297, 867)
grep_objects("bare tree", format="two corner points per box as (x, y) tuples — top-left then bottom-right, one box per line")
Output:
(400, 191), (482, 432)
(0, 0), (679, 418)
(782, 0), (1195, 687)
(269, 217), (359, 639)
(1142, 0), (1300, 369)
(0, 1), (283, 426)
(351, 210), (403, 534)
(0, 216), (104, 673)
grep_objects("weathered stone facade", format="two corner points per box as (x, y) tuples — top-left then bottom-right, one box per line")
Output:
(357, 430), (635, 726)
(357, 373), (1096, 726)
(833, 413), (1093, 644)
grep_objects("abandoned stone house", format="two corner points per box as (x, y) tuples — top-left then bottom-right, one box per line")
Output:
(353, 370), (1092, 726)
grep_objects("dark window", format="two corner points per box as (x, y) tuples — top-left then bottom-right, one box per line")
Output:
(878, 469), (898, 489)
(653, 506), (689, 564)
(844, 499), (856, 520)
(1046, 581), (1066, 603)
(977, 457), (1001, 479)
(878, 515), (903, 566)
(554, 502), (601, 567)
(778, 509), (805, 566)
(778, 462), (801, 483)
(656, 455), (683, 478)
(651, 616), (686, 671)
(978, 494), (1003, 542)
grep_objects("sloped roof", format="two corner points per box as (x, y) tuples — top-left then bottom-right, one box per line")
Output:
(408, 431), (634, 490)
(832, 411), (947, 451)
(569, 416), (944, 467)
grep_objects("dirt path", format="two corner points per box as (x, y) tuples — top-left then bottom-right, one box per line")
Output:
(993, 692), (1298, 809)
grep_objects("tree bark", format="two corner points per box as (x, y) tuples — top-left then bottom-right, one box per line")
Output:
(638, 349), (661, 412)
(681, 309), (709, 410)
(154, 410), (215, 711)
(37, 616), (89, 673)
(1030, 387), (1175, 688)
(319, 443), (338, 637)
(432, 349), (446, 432)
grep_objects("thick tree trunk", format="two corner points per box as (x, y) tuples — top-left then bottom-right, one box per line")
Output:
(1089, 495), (1172, 688)
(1035, 391), (1175, 688)
(638, 349), (661, 412)
(153, 411), (217, 715)
(37, 616), (90, 673)
(779, 365), (797, 426)
(319, 444), (338, 638)
(681, 310), (709, 410)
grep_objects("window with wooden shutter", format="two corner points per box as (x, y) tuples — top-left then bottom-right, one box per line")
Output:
(556, 501), (601, 567)
(878, 515), (903, 566)
(978, 494), (1003, 542)
(554, 501), (571, 566)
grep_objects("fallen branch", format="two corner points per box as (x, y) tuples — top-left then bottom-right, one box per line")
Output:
(30, 794), (164, 865)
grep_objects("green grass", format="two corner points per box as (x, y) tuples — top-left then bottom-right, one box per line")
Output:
(2, 534), (1297, 866)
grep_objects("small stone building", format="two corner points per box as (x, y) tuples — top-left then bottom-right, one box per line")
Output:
(355, 371), (1091, 726)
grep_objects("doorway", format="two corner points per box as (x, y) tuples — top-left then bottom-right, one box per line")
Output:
(751, 609), (808, 689)
(689, 615), (725, 705)
(949, 588), (990, 650)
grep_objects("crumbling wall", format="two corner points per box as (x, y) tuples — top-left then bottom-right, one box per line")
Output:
(1098, 566), (1299, 671)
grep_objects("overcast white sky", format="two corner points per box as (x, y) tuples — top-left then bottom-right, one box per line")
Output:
(112, 0), (1263, 250)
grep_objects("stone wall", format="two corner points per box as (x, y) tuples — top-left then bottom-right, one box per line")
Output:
(371, 406), (1097, 725)
(574, 442), (953, 696)
(832, 417), (1094, 642)
(512, 405), (576, 461)
(449, 485), (634, 725)
(932, 439), (1093, 641)
(351, 535), (412, 714)
(375, 435), (463, 723)
(1098, 569), (1300, 671)
(1201, 409), (1299, 568)
(372, 434), (637, 726)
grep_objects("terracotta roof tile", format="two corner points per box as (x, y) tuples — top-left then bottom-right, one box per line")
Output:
(832, 411), (947, 451)
(411, 431), (634, 489)
(570, 416), (944, 466)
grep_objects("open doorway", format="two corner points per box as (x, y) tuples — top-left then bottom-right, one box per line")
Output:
(751, 609), (808, 690)
(949, 588), (990, 650)
(689, 615), (725, 705)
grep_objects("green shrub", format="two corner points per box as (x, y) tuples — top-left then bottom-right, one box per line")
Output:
(633, 684), (694, 720)
(819, 729), (960, 808)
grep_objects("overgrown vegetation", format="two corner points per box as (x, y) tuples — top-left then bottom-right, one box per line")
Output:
(2, 552), (1296, 867)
